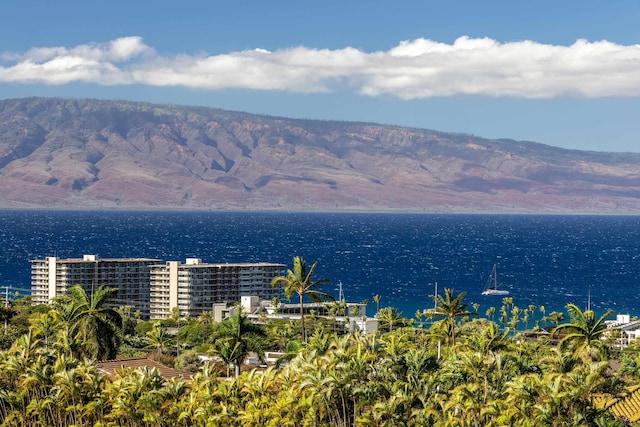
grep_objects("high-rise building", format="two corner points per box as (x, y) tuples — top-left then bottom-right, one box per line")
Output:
(31, 255), (285, 320)
(149, 258), (284, 319)
(30, 255), (161, 318)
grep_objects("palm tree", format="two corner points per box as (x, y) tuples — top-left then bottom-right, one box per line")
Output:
(552, 303), (615, 361)
(197, 310), (214, 324)
(467, 322), (512, 356)
(373, 294), (381, 316)
(0, 302), (16, 335)
(213, 339), (245, 377)
(146, 322), (171, 356)
(415, 309), (425, 327)
(539, 305), (546, 323)
(485, 306), (496, 321)
(430, 288), (476, 347)
(270, 296), (282, 314)
(28, 311), (60, 349)
(213, 307), (266, 377)
(327, 299), (348, 334)
(502, 297), (514, 309)
(56, 284), (123, 360)
(548, 311), (566, 327)
(376, 307), (405, 333)
(509, 306), (522, 333)
(271, 256), (332, 341)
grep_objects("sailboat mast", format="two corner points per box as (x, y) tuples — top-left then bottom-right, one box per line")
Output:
(493, 264), (497, 290)
(434, 281), (438, 310)
(482, 262), (509, 296)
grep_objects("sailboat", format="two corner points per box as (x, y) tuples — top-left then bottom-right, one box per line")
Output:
(482, 263), (510, 296)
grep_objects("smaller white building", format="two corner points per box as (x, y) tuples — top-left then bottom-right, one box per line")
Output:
(605, 314), (640, 349)
(238, 297), (377, 334)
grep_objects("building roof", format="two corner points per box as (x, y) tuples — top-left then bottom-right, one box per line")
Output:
(608, 321), (640, 332)
(31, 257), (161, 263)
(96, 357), (191, 381)
(595, 386), (640, 423)
(155, 261), (285, 268)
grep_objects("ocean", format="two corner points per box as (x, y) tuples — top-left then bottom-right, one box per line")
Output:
(2, 210), (640, 320)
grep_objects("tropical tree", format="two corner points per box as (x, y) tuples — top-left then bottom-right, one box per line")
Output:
(213, 307), (266, 377)
(618, 351), (640, 381)
(373, 294), (381, 316)
(146, 322), (171, 356)
(502, 297), (514, 309)
(509, 306), (522, 333)
(213, 339), (245, 377)
(55, 285), (122, 360)
(430, 288), (476, 347)
(197, 310), (214, 325)
(270, 296), (281, 314)
(548, 311), (566, 327)
(466, 321), (512, 356)
(415, 309), (426, 327)
(271, 256), (332, 341)
(0, 303), (16, 335)
(539, 305), (547, 324)
(264, 318), (298, 352)
(376, 307), (405, 333)
(28, 311), (60, 349)
(552, 303), (615, 361)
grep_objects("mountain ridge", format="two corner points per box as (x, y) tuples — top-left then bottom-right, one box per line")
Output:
(1, 97), (639, 213)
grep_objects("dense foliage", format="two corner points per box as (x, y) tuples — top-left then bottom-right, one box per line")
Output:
(0, 287), (638, 426)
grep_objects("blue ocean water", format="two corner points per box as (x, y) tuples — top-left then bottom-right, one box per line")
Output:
(1, 210), (640, 320)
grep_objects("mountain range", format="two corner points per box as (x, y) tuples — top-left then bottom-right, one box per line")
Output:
(1, 97), (639, 213)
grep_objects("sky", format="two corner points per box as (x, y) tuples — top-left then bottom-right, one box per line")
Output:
(2, 1), (640, 152)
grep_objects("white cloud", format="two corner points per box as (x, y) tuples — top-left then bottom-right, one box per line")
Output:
(2, 36), (640, 99)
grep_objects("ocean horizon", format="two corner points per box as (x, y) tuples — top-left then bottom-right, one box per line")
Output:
(2, 210), (640, 322)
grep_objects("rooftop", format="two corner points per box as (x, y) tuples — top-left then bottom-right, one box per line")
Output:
(96, 357), (191, 381)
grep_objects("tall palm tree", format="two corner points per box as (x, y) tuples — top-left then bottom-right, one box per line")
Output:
(485, 306), (496, 321)
(430, 288), (476, 347)
(271, 256), (332, 341)
(552, 303), (614, 361)
(58, 285), (123, 360)
(509, 306), (522, 333)
(373, 294), (381, 316)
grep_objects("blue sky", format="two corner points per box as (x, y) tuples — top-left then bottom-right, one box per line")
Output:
(2, 0), (640, 152)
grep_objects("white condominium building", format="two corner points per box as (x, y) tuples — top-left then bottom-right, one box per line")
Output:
(30, 255), (161, 319)
(149, 258), (284, 319)
(31, 255), (285, 320)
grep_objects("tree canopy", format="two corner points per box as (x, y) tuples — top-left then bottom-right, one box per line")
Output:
(271, 256), (333, 341)
(0, 287), (635, 426)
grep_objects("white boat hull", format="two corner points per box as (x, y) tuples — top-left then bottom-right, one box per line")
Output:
(482, 263), (509, 296)
(482, 289), (510, 296)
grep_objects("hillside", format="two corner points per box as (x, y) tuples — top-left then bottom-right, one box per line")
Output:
(1, 97), (639, 213)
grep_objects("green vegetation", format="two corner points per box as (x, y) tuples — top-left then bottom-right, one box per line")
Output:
(1, 280), (639, 425)
(211, 308), (266, 378)
(271, 256), (333, 341)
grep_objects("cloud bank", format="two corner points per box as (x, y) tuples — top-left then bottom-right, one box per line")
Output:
(2, 36), (640, 99)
